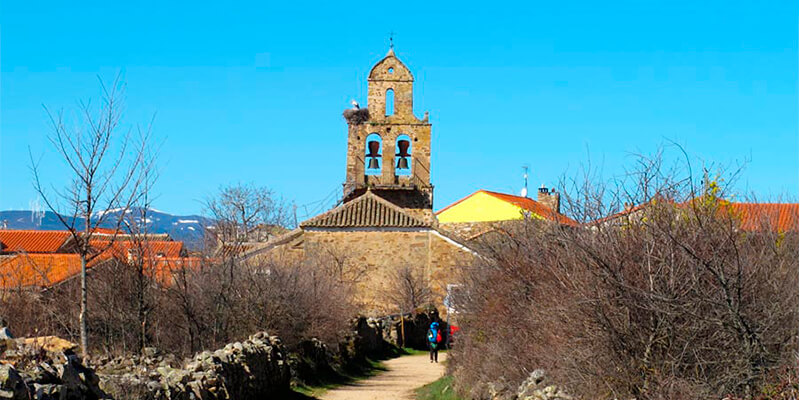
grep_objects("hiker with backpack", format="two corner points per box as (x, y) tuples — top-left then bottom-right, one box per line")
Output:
(427, 321), (443, 363)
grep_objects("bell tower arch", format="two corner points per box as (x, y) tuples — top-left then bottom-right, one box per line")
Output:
(343, 48), (433, 219)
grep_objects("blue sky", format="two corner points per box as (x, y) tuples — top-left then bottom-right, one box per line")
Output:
(1, 1), (797, 218)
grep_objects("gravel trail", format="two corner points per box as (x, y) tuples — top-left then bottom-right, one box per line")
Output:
(319, 353), (446, 400)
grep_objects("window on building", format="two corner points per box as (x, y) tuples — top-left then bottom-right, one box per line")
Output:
(365, 133), (382, 175)
(395, 134), (412, 176)
(385, 89), (394, 116)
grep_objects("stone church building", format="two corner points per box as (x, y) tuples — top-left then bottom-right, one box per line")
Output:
(248, 48), (478, 316)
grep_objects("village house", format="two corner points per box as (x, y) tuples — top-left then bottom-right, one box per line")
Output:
(596, 199), (799, 233)
(0, 228), (197, 290)
(436, 187), (577, 241)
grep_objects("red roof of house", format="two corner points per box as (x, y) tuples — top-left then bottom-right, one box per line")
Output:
(594, 201), (798, 233)
(437, 190), (578, 226)
(727, 203), (799, 232)
(0, 253), (202, 289)
(146, 257), (204, 286)
(0, 253), (92, 289)
(592, 203), (649, 225)
(0, 229), (192, 289)
(0, 230), (72, 253)
(89, 239), (184, 259)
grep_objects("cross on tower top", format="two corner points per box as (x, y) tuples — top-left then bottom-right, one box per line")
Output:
(389, 31), (395, 49)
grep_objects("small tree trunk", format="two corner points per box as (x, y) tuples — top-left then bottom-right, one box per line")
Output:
(138, 287), (146, 353)
(400, 308), (405, 348)
(80, 253), (89, 360)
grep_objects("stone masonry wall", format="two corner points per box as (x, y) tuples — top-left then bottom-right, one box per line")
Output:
(344, 50), (432, 200)
(428, 232), (474, 309)
(304, 229), (428, 315)
(301, 228), (474, 316)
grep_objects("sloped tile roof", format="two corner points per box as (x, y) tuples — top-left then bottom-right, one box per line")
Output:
(594, 200), (798, 233)
(89, 240), (185, 259)
(0, 253), (89, 289)
(481, 191), (578, 225)
(300, 191), (429, 228)
(0, 252), (202, 289)
(0, 230), (72, 253)
(146, 257), (204, 287)
(436, 190), (578, 226)
(727, 203), (798, 232)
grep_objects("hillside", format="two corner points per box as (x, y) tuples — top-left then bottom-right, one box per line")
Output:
(0, 208), (212, 250)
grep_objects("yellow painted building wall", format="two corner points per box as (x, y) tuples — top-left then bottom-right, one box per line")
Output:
(437, 191), (526, 223)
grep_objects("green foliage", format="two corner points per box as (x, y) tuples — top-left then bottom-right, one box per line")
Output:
(402, 347), (429, 356)
(415, 375), (462, 400)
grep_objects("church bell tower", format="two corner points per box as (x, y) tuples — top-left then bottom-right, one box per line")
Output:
(343, 48), (434, 220)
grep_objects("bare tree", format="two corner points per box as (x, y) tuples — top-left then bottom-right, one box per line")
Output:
(385, 265), (433, 314)
(450, 150), (798, 400)
(306, 242), (367, 284)
(123, 164), (160, 354)
(30, 76), (153, 359)
(205, 183), (290, 252)
(185, 184), (292, 346)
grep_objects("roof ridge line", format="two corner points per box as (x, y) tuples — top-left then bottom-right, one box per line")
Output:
(434, 189), (485, 216)
(362, 191), (429, 226)
(299, 190), (429, 228)
(298, 194), (354, 227)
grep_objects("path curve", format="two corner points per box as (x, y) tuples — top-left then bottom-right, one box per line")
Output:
(319, 353), (446, 400)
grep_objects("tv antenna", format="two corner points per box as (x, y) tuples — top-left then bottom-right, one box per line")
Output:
(521, 165), (530, 197)
(29, 197), (44, 227)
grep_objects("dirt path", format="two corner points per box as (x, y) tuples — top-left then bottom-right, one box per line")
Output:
(319, 353), (447, 400)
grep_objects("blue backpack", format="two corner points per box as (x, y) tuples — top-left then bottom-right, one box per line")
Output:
(427, 322), (441, 345)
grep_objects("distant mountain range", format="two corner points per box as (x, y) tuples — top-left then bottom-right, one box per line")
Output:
(0, 208), (213, 250)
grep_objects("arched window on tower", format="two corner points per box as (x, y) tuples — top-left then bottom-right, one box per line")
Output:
(395, 134), (412, 176)
(365, 133), (382, 175)
(385, 89), (394, 116)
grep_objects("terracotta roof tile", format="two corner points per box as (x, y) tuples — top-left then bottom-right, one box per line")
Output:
(145, 257), (204, 287)
(0, 230), (72, 253)
(479, 190), (579, 226)
(726, 203), (798, 232)
(594, 200), (798, 233)
(0, 230), (192, 289)
(0, 252), (200, 289)
(0, 253), (92, 289)
(89, 240), (184, 259)
(300, 191), (429, 228)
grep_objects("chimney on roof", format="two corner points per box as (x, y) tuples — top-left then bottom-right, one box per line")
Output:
(537, 185), (560, 214)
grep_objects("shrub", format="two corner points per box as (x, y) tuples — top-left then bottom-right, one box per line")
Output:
(449, 155), (798, 400)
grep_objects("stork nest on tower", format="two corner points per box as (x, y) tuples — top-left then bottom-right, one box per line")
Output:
(343, 108), (370, 125)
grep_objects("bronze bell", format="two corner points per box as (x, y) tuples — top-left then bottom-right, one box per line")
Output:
(396, 140), (410, 157)
(367, 140), (381, 157)
(368, 158), (380, 170)
(396, 157), (409, 169)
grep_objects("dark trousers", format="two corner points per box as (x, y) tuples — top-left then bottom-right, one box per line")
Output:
(429, 343), (439, 362)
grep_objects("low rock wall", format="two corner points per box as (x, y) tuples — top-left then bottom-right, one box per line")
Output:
(0, 337), (107, 400)
(1, 316), (395, 399)
(98, 316), (394, 399)
(98, 332), (290, 400)
(481, 370), (573, 400)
